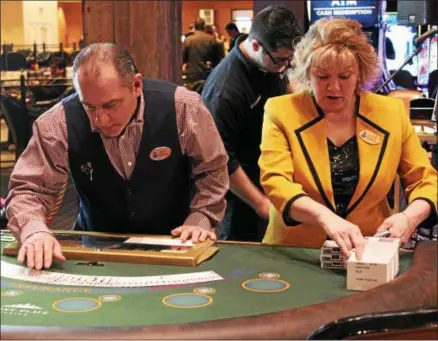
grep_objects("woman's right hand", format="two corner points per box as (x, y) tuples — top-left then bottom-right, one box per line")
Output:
(319, 212), (365, 260)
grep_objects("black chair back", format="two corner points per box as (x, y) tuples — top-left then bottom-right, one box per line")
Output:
(307, 308), (438, 340)
(0, 95), (35, 159)
(0, 52), (27, 71)
(31, 86), (76, 112)
(50, 51), (71, 68)
(16, 49), (32, 59)
(71, 50), (81, 62)
(36, 51), (53, 67)
(410, 97), (436, 120)
(391, 69), (416, 90)
(30, 82), (67, 102)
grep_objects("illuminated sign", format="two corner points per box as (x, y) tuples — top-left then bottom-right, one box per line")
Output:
(310, 0), (380, 27)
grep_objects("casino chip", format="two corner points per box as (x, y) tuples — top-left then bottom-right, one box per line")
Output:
(193, 287), (216, 295)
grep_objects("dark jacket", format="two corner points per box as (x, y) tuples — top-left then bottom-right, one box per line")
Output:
(183, 30), (222, 81)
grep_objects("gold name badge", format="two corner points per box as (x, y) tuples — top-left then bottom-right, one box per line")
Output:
(359, 130), (380, 145)
(150, 146), (172, 161)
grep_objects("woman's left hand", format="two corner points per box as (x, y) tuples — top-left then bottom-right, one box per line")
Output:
(376, 213), (416, 244)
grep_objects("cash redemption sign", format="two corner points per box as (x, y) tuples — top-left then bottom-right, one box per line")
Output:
(310, 1), (380, 27)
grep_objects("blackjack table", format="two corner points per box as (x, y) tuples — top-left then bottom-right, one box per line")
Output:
(0, 233), (436, 340)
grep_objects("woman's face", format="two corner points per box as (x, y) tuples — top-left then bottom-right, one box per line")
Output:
(309, 56), (360, 114)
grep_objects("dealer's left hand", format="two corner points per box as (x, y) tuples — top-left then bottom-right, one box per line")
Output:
(171, 225), (217, 243)
(376, 213), (416, 244)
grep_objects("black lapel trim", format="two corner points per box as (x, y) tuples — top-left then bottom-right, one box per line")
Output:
(345, 113), (390, 216)
(295, 117), (336, 213)
(311, 93), (324, 118)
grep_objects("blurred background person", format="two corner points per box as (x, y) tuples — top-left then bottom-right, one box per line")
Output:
(205, 24), (225, 61)
(225, 23), (242, 52)
(182, 18), (222, 89)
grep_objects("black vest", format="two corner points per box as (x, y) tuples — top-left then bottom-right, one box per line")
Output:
(63, 79), (191, 234)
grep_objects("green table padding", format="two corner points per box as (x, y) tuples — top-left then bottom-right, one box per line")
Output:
(0, 240), (413, 328)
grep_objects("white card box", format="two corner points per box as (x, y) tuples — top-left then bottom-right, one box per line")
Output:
(347, 237), (400, 291)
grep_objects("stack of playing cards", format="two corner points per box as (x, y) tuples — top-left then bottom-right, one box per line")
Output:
(346, 237), (401, 291)
(320, 240), (347, 269)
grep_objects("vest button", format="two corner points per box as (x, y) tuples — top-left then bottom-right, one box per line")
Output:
(127, 188), (132, 195)
(131, 211), (136, 218)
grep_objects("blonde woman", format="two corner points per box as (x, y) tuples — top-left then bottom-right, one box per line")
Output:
(259, 18), (437, 259)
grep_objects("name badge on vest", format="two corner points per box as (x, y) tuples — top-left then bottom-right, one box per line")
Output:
(359, 130), (380, 145)
(150, 147), (172, 161)
(80, 162), (93, 181)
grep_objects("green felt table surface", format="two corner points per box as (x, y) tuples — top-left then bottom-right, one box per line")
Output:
(0, 238), (413, 328)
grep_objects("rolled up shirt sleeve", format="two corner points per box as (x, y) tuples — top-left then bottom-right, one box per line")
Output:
(5, 104), (69, 241)
(175, 87), (229, 231)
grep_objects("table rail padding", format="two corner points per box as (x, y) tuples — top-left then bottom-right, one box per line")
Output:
(1, 241), (437, 340)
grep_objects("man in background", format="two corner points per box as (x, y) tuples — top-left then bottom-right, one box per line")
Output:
(184, 24), (195, 39)
(182, 18), (221, 84)
(202, 6), (302, 242)
(205, 24), (225, 61)
(225, 23), (242, 51)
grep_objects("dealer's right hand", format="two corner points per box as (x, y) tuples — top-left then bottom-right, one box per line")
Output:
(17, 226), (65, 270)
(319, 212), (365, 260)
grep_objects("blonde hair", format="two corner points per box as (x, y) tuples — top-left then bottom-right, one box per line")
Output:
(289, 18), (380, 92)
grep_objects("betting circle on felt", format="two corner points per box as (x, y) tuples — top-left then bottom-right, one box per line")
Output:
(242, 279), (290, 293)
(52, 297), (102, 313)
(162, 293), (213, 308)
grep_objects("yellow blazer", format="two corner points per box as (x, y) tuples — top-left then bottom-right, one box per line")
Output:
(259, 91), (437, 248)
